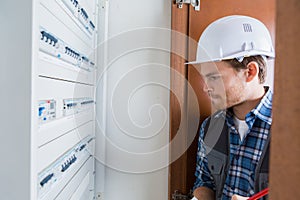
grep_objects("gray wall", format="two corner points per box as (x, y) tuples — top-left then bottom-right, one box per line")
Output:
(0, 0), (32, 199)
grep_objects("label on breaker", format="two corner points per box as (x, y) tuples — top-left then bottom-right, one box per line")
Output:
(38, 100), (56, 124)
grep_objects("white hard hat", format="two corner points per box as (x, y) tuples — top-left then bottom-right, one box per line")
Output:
(188, 15), (275, 64)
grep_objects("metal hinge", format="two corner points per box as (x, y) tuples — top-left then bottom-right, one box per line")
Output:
(172, 190), (194, 200)
(175, 0), (200, 11)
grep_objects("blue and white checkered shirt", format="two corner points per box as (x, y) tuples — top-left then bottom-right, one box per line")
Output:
(194, 88), (272, 199)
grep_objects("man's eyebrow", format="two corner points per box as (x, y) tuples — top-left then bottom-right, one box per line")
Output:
(203, 72), (220, 77)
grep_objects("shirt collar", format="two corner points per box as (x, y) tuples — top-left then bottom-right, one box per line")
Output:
(248, 87), (273, 125)
(213, 87), (273, 125)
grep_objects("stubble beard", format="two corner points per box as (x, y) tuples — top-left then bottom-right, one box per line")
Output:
(212, 83), (246, 111)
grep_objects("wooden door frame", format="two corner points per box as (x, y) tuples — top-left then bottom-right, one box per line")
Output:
(169, 3), (190, 200)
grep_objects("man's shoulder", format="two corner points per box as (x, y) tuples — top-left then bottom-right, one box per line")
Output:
(201, 110), (227, 137)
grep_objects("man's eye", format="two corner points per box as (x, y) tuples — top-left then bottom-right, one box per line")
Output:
(209, 76), (220, 81)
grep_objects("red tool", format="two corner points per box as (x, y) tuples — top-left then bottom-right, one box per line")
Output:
(247, 188), (269, 200)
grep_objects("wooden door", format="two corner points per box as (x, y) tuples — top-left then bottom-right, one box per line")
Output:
(169, 1), (275, 199)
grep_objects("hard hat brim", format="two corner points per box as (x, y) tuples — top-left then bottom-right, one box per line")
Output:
(185, 51), (275, 65)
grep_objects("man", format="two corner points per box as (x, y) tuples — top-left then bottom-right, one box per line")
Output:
(189, 15), (275, 200)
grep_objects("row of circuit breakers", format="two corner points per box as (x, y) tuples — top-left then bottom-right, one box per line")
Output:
(38, 98), (94, 124)
(38, 136), (93, 199)
(40, 0), (96, 72)
(61, 0), (95, 37)
(36, 0), (97, 199)
(40, 28), (95, 72)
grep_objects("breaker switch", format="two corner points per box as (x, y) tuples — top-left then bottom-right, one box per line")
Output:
(80, 8), (88, 20)
(40, 173), (54, 187)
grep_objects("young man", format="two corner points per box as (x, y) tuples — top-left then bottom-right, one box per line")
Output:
(189, 15), (275, 200)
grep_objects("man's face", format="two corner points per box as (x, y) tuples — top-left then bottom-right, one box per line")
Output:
(200, 61), (247, 110)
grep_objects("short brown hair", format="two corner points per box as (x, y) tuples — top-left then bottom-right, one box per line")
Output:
(224, 55), (267, 84)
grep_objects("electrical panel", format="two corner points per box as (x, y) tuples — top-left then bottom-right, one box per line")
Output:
(33, 0), (98, 199)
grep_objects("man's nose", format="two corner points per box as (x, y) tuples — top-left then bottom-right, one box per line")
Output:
(203, 83), (213, 93)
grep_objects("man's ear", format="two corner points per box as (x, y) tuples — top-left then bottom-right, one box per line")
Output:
(245, 61), (259, 82)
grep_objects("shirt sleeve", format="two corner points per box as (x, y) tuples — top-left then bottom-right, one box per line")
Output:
(193, 117), (216, 191)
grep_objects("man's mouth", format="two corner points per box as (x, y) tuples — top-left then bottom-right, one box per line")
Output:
(208, 93), (219, 99)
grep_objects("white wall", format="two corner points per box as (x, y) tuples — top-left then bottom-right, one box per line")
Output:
(95, 0), (171, 199)
(265, 60), (275, 90)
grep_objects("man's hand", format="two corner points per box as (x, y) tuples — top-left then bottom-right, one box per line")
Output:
(193, 187), (215, 200)
(231, 194), (249, 200)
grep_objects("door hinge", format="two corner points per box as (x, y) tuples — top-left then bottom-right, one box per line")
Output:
(172, 190), (194, 200)
(175, 0), (200, 11)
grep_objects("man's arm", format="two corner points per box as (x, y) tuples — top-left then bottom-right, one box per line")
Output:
(193, 118), (216, 200)
(193, 186), (215, 200)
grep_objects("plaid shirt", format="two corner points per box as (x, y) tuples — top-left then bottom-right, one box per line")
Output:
(194, 88), (272, 199)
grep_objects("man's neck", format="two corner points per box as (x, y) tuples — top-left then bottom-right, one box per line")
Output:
(233, 87), (266, 120)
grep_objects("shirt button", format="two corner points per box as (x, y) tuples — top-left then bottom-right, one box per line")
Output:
(235, 155), (239, 161)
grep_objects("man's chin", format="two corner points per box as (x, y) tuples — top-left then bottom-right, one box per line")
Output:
(211, 102), (227, 111)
